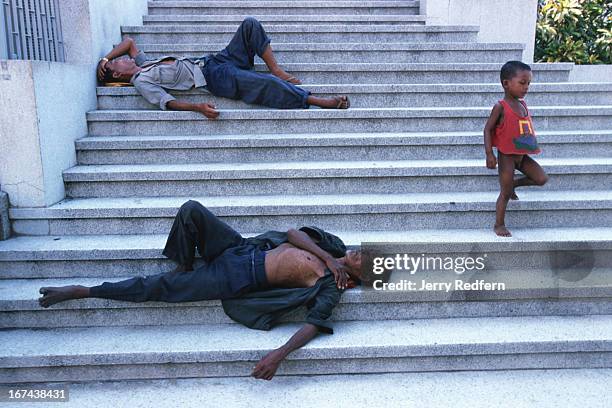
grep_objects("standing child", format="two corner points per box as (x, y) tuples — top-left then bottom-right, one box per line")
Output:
(483, 61), (549, 237)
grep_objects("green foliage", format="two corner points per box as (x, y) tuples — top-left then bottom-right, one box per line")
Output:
(535, 0), (611, 64)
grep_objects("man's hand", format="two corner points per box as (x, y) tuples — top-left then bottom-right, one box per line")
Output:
(251, 348), (285, 380)
(195, 102), (219, 119)
(325, 257), (349, 290)
(486, 153), (497, 169)
(97, 59), (108, 81)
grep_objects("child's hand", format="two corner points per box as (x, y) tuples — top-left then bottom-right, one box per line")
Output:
(486, 154), (497, 169)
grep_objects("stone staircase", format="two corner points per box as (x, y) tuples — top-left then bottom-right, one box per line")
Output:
(1, 0), (611, 404)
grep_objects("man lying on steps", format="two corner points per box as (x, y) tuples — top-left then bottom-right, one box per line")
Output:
(97, 17), (350, 118)
(39, 200), (364, 381)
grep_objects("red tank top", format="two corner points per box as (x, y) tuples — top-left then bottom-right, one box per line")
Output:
(492, 99), (541, 155)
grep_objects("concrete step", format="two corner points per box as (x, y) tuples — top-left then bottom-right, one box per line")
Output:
(147, 1), (421, 16)
(75, 131), (612, 165)
(137, 42), (524, 63)
(28, 369), (612, 408)
(95, 83), (612, 110)
(100, 62), (569, 84)
(1, 315), (611, 382)
(63, 158), (612, 198)
(1, 227), (610, 278)
(9, 191), (612, 235)
(142, 14), (427, 25)
(122, 24), (479, 43)
(86, 106), (612, 136)
(2, 267), (611, 328)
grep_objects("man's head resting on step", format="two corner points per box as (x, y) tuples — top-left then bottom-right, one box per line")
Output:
(101, 56), (136, 85)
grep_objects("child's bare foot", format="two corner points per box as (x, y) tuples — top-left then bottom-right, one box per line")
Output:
(494, 224), (512, 237)
(39, 285), (88, 308)
(510, 190), (519, 200)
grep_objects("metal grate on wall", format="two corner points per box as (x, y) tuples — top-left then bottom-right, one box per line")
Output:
(0, 0), (65, 62)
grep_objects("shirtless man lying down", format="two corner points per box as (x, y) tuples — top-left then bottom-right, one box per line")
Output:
(39, 200), (363, 381)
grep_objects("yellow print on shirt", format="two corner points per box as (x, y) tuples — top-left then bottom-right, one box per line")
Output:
(514, 119), (539, 151)
(518, 119), (534, 136)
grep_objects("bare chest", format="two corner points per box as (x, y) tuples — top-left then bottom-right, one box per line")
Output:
(266, 245), (326, 288)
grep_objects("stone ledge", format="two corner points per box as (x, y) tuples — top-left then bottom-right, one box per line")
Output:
(75, 130), (612, 149)
(8, 190), (612, 220)
(569, 65), (612, 83)
(122, 23), (479, 33)
(1, 315), (610, 367)
(142, 14), (428, 23)
(139, 42), (525, 52)
(95, 82), (612, 96)
(2, 227), (612, 261)
(30, 369), (612, 408)
(61, 158), (612, 181)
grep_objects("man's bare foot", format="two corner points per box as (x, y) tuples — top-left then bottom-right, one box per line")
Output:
(320, 95), (350, 109)
(494, 224), (512, 237)
(39, 285), (89, 308)
(271, 69), (301, 85)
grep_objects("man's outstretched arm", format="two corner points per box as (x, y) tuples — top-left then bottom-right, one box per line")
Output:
(251, 323), (318, 380)
(166, 100), (219, 119)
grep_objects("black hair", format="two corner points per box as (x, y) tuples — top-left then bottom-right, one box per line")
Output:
(349, 248), (366, 286)
(102, 66), (115, 83)
(500, 61), (532, 84)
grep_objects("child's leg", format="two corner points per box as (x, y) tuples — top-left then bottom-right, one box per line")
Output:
(514, 155), (549, 190)
(495, 152), (518, 237)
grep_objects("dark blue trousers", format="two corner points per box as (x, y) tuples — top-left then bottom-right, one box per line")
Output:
(203, 17), (310, 109)
(89, 201), (268, 302)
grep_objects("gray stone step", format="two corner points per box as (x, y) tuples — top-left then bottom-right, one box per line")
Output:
(62, 158), (612, 198)
(122, 24), (480, 43)
(86, 106), (612, 136)
(75, 131), (612, 165)
(29, 369), (612, 408)
(1, 227), (610, 279)
(95, 83), (612, 110)
(278, 62), (572, 83)
(2, 267), (611, 328)
(105, 62), (569, 84)
(9, 191), (612, 235)
(2, 315), (611, 382)
(143, 14), (427, 25)
(147, 1), (421, 16)
(138, 42), (524, 63)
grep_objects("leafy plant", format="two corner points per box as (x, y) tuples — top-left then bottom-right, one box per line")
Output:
(535, 0), (611, 64)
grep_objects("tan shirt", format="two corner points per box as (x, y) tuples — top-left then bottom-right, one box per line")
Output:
(130, 50), (208, 110)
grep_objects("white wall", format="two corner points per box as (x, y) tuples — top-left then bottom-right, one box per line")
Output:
(33, 61), (96, 206)
(62, 0), (149, 65)
(0, 61), (45, 207)
(421, 0), (538, 62)
(0, 0), (147, 208)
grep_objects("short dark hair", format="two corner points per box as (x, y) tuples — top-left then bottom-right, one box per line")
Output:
(102, 66), (115, 83)
(500, 61), (532, 83)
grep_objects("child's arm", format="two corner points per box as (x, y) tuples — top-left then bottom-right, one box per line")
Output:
(484, 103), (503, 169)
